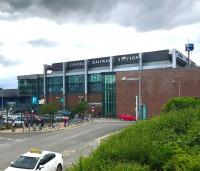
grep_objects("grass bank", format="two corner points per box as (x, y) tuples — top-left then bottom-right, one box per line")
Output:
(66, 105), (200, 170)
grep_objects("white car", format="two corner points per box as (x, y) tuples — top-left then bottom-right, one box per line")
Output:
(5, 148), (63, 171)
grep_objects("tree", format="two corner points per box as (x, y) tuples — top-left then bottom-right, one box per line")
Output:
(72, 100), (88, 116)
(38, 103), (58, 126)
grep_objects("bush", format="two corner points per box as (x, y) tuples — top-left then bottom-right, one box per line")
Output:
(162, 97), (200, 113)
(66, 104), (200, 171)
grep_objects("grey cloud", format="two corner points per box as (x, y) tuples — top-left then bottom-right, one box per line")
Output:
(0, 55), (19, 66)
(0, 76), (18, 89)
(28, 39), (58, 48)
(0, 0), (200, 31)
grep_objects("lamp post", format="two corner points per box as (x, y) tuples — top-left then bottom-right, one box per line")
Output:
(121, 77), (141, 121)
(0, 88), (3, 111)
(171, 80), (181, 98)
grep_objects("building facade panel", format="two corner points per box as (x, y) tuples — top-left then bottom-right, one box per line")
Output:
(16, 49), (199, 118)
(116, 67), (200, 117)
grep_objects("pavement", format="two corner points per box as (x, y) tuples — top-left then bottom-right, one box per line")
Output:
(0, 118), (126, 134)
(0, 121), (94, 134)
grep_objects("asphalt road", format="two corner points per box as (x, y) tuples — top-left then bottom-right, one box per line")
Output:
(0, 120), (132, 170)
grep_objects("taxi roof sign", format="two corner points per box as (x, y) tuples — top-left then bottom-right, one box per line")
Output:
(30, 148), (42, 154)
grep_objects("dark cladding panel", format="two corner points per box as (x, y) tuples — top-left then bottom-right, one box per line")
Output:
(175, 51), (187, 66)
(88, 57), (110, 68)
(52, 63), (63, 71)
(67, 60), (85, 70)
(113, 53), (139, 65)
(142, 50), (170, 62)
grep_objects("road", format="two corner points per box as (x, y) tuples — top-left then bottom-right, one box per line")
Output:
(0, 120), (132, 170)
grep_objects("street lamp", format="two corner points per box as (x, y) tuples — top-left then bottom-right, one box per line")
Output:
(121, 76), (141, 121)
(0, 88), (3, 111)
(171, 80), (181, 98)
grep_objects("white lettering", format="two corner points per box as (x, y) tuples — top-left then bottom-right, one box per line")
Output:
(91, 58), (110, 65)
(117, 55), (139, 63)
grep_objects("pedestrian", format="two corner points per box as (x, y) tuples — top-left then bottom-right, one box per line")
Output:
(66, 116), (69, 126)
(28, 119), (31, 132)
(64, 117), (67, 127)
(12, 118), (15, 132)
(41, 119), (44, 130)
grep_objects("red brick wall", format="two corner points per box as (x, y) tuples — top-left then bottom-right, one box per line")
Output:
(66, 93), (102, 117)
(87, 94), (102, 117)
(116, 67), (200, 118)
(45, 67), (200, 118)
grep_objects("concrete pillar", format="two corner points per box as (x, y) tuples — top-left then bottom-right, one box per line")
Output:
(84, 59), (88, 101)
(43, 65), (47, 103)
(139, 53), (143, 70)
(172, 49), (177, 68)
(63, 62), (66, 111)
(110, 56), (113, 72)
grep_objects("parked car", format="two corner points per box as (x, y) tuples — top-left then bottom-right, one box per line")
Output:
(3, 117), (22, 126)
(119, 114), (136, 121)
(5, 148), (63, 171)
(54, 114), (65, 122)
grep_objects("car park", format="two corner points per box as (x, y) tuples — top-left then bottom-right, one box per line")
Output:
(3, 117), (23, 126)
(54, 114), (64, 122)
(5, 148), (63, 171)
(119, 114), (136, 121)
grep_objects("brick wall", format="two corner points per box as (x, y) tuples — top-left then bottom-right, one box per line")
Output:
(116, 67), (200, 117)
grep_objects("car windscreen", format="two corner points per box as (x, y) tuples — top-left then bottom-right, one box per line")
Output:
(11, 156), (39, 169)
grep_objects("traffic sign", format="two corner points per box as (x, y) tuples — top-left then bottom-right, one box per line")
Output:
(91, 106), (95, 112)
(185, 43), (194, 51)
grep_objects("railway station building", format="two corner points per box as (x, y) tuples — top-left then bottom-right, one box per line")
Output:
(17, 49), (200, 118)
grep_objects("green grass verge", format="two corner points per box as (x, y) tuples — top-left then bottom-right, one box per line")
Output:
(66, 107), (200, 171)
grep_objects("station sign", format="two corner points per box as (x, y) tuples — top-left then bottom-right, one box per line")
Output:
(88, 57), (110, 68)
(114, 53), (139, 65)
(67, 60), (85, 70)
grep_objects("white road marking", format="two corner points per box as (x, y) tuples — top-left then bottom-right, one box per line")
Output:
(62, 150), (76, 157)
(0, 137), (30, 148)
(95, 130), (121, 143)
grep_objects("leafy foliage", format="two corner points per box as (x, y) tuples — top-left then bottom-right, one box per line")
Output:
(162, 97), (200, 113)
(38, 103), (58, 116)
(72, 100), (88, 115)
(66, 98), (200, 171)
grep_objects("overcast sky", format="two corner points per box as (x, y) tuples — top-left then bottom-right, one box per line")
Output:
(0, 0), (200, 88)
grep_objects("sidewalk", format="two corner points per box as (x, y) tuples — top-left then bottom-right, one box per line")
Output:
(0, 120), (94, 134)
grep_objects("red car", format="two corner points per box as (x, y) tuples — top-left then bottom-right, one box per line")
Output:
(119, 114), (136, 121)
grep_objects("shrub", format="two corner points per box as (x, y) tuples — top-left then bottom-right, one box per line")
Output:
(162, 97), (200, 113)
(66, 105), (200, 171)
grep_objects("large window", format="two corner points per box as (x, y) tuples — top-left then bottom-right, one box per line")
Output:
(18, 79), (38, 96)
(38, 78), (43, 95)
(47, 76), (63, 94)
(102, 73), (116, 117)
(67, 75), (85, 93)
(88, 74), (102, 93)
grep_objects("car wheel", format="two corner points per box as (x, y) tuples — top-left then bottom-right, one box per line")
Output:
(56, 164), (62, 171)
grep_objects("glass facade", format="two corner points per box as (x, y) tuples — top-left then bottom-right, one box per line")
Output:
(47, 76), (63, 94)
(19, 79), (39, 96)
(18, 73), (115, 117)
(66, 75), (85, 93)
(88, 74), (102, 93)
(102, 73), (116, 117)
(38, 78), (43, 95)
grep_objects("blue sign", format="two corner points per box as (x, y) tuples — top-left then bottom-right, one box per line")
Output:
(32, 96), (38, 105)
(185, 43), (194, 51)
(60, 98), (64, 103)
